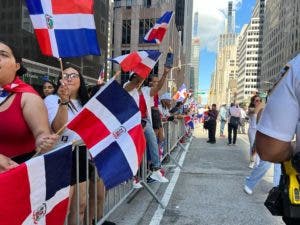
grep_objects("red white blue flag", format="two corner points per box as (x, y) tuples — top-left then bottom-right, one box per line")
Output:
(173, 83), (187, 101)
(25, 0), (100, 58)
(0, 144), (72, 225)
(110, 50), (161, 78)
(67, 79), (146, 189)
(184, 115), (194, 129)
(144, 11), (173, 44)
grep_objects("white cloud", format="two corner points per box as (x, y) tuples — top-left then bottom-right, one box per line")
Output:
(193, 0), (242, 52)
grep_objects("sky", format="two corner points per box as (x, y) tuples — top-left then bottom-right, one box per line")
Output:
(193, 0), (256, 103)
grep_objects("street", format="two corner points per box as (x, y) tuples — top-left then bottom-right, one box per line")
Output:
(108, 125), (284, 225)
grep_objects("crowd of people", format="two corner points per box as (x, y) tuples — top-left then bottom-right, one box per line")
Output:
(0, 40), (199, 225)
(202, 97), (281, 196)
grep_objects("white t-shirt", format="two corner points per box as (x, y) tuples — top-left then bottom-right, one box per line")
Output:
(257, 54), (300, 142)
(44, 94), (83, 146)
(124, 83), (154, 124)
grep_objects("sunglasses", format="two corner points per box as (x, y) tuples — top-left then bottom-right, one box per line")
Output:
(254, 99), (261, 102)
(62, 73), (79, 80)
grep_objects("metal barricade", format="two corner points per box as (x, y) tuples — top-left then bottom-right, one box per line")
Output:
(69, 119), (189, 225)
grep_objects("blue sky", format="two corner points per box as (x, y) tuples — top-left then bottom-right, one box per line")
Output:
(194, 0), (256, 103)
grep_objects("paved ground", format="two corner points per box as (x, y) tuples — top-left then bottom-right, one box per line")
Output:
(107, 125), (284, 225)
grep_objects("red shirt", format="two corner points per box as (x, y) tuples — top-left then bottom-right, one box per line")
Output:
(0, 93), (35, 157)
(139, 93), (147, 118)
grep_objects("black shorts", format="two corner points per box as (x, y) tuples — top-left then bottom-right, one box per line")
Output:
(151, 108), (162, 129)
(11, 151), (36, 164)
(71, 146), (93, 185)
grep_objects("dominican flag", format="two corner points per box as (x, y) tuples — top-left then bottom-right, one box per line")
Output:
(184, 115), (194, 129)
(0, 144), (72, 225)
(25, 0), (100, 58)
(144, 11), (173, 44)
(67, 79), (146, 189)
(110, 50), (161, 78)
(173, 83), (187, 101)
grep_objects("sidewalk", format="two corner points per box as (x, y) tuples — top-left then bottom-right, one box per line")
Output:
(108, 125), (284, 225)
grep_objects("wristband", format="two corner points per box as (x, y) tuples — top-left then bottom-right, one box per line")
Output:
(58, 99), (69, 105)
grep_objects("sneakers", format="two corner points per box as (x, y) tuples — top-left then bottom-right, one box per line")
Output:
(150, 170), (169, 183)
(227, 143), (232, 146)
(147, 176), (158, 184)
(244, 185), (253, 195)
(248, 162), (255, 169)
(133, 178), (143, 189)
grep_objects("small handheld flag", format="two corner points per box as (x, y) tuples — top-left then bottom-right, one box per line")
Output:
(110, 50), (161, 78)
(144, 11), (173, 44)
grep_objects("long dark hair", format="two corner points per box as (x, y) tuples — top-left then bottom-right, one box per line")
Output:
(249, 95), (259, 108)
(55, 67), (89, 106)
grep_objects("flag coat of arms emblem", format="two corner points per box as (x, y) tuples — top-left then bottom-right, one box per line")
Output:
(67, 79), (146, 189)
(0, 144), (72, 225)
(144, 11), (173, 44)
(110, 50), (161, 78)
(25, 0), (100, 57)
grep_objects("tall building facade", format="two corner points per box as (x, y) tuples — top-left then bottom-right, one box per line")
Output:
(190, 11), (200, 94)
(208, 2), (238, 106)
(236, 0), (265, 103)
(0, 0), (110, 87)
(225, 1), (236, 34)
(261, 0), (300, 90)
(112, 0), (184, 94)
(182, 0), (193, 92)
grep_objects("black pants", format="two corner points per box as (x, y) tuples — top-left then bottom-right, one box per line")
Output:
(208, 120), (216, 142)
(283, 217), (300, 225)
(228, 124), (237, 144)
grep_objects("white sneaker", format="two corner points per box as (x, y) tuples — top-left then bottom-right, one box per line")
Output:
(244, 185), (253, 195)
(150, 170), (169, 183)
(132, 179), (143, 189)
(248, 162), (255, 169)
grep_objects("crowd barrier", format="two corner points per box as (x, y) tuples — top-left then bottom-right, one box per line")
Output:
(70, 119), (190, 225)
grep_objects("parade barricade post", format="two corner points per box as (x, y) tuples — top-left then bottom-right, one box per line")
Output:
(69, 119), (191, 225)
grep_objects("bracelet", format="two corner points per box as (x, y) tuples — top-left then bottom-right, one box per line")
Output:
(58, 99), (69, 105)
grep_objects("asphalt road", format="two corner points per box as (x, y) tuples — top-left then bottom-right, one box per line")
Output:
(108, 125), (284, 225)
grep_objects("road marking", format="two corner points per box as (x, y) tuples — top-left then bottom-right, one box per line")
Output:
(149, 138), (192, 225)
(239, 135), (250, 145)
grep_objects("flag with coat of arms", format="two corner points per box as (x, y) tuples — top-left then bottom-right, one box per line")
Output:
(144, 11), (173, 44)
(67, 79), (146, 189)
(109, 50), (162, 78)
(0, 143), (72, 225)
(25, 0), (100, 58)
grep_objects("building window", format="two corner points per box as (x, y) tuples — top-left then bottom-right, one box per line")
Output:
(21, 5), (33, 33)
(144, 0), (151, 7)
(139, 18), (156, 43)
(126, 0), (132, 9)
(122, 20), (131, 44)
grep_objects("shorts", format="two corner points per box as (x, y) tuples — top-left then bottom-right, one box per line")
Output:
(71, 146), (93, 185)
(151, 108), (162, 129)
(11, 150), (36, 164)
